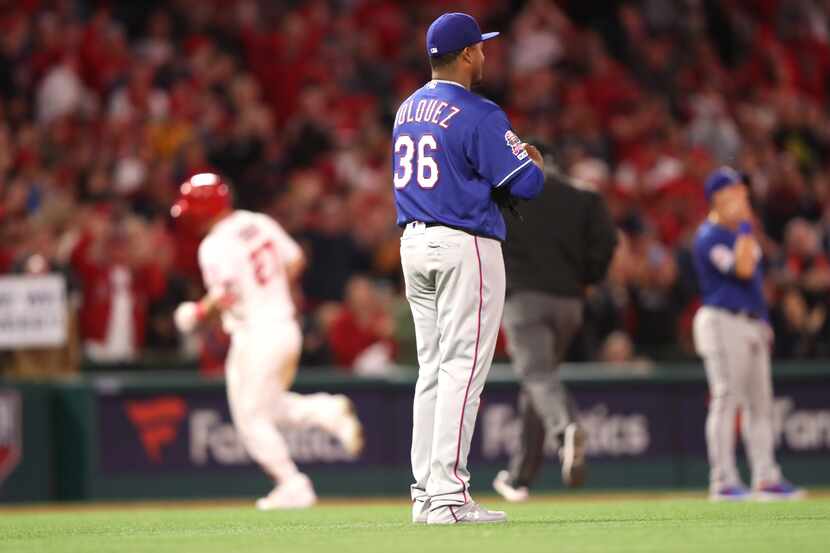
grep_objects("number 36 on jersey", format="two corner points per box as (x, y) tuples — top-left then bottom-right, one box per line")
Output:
(394, 135), (440, 189)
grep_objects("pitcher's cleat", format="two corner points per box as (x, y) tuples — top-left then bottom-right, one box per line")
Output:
(412, 499), (429, 524)
(709, 485), (752, 502)
(256, 473), (317, 510)
(492, 470), (529, 503)
(754, 481), (806, 501)
(427, 502), (507, 525)
(560, 423), (587, 487)
(331, 395), (364, 457)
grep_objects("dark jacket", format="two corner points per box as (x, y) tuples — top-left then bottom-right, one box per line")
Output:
(503, 172), (617, 297)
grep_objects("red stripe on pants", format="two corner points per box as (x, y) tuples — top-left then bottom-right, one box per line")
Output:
(452, 236), (483, 503)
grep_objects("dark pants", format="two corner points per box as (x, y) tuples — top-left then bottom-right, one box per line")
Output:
(502, 291), (583, 487)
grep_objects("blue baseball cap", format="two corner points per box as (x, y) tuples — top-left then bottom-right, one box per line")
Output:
(426, 12), (499, 57)
(704, 166), (743, 202)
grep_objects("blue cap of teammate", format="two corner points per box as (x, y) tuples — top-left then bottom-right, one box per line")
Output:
(426, 13), (499, 57)
(704, 166), (743, 202)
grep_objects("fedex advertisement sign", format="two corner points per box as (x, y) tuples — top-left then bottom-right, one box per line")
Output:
(97, 380), (830, 476)
(98, 391), (362, 474)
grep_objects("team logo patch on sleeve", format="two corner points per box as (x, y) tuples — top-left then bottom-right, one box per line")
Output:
(504, 130), (528, 160)
(709, 244), (735, 273)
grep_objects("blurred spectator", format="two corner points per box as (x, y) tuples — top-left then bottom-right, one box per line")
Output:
(688, 87), (741, 164)
(621, 215), (682, 354)
(598, 330), (653, 372)
(600, 331), (635, 364)
(510, 1), (570, 73)
(36, 54), (89, 124)
(327, 276), (396, 373)
(70, 210), (166, 362)
(300, 196), (371, 304)
(781, 218), (830, 300)
(771, 287), (829, 359)
(572, 232), (630, 361)
(300, 302), (339, 367)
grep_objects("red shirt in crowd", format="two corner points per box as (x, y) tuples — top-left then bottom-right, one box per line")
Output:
(71, 233), (166, 349)
(327, 308), (396, 371)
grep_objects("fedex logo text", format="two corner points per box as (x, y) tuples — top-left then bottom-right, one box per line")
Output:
(189, 409), (354, 466)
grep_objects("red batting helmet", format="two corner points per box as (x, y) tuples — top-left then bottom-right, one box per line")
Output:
(170, 173), (231, 230)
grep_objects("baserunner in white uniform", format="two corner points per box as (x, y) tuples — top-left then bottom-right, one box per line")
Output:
(171, 173), (363, 510)
(692, 167), (805, 502)
(393, 13), (544, 524)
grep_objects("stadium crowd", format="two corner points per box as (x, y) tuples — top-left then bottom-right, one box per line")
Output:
(2, 0), (830, 375)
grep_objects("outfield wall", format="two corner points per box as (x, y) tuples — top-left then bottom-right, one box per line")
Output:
(1, 363), (829, 502)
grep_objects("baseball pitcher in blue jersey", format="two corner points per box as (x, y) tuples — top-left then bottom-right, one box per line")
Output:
(692, 167), (805, 502)
(393, 13), (544, 524)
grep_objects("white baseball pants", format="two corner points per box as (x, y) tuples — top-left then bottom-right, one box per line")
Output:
(693, 306), (782, 491)
(225, 319), (340, 484)
(401, 223), (505, 509)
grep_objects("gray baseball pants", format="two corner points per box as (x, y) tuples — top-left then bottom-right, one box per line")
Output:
(693, 306), (782, 491)
(401, 222), (505, 509)
(501, 291), (583, 486)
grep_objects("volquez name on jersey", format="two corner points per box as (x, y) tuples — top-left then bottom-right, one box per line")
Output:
(393, 98), (461, 129)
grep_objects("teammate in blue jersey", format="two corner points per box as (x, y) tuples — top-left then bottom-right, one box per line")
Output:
(394, 13), (544, 525)
(692, 167), (805, 502)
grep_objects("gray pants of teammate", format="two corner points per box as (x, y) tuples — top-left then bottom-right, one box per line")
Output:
(401, 222), (505, 509)
(693, 306), (782, 491)
(502, 292), (583, 486)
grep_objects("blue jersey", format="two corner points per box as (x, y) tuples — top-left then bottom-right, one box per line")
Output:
(392, 80), (542, 241)
(692, 220), (767, 319)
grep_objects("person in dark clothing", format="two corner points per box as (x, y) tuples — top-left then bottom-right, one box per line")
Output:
(300, 196), (372, 304)
(492, 163), (617, 502)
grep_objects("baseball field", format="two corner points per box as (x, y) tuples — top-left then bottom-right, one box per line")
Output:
(2, 491), (829, 553)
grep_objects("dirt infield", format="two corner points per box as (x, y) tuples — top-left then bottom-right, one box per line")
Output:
(3, 489), (829, 514)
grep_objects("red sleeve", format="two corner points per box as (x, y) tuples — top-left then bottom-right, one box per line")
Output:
(70, 232), (96, 278)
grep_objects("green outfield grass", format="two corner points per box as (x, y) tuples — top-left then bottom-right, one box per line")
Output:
(2, 494), (829, 553)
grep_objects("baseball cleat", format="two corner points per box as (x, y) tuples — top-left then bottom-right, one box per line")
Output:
(492, 470), (529, 503)
(412, 499), (429, 524)
(709, 485), (752, 502)
(560, 423), (587, 487)
(427, 502), (508, 525)
(332, 395), (364, 457)
(256, 473), (317, 510)
(753, 481), (806, 501)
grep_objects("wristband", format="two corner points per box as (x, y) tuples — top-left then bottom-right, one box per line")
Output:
(737, 221), (752, 236)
